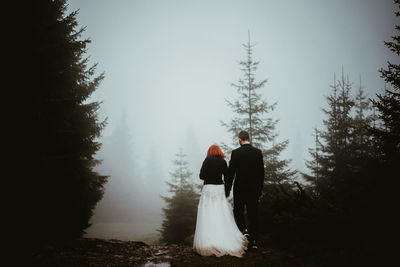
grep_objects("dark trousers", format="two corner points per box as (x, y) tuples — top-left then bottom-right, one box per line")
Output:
(233, 192), (259, 242)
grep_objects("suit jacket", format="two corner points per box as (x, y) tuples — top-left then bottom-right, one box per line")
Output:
(199, 155), (227, 185)
(225, 143), (264, 198)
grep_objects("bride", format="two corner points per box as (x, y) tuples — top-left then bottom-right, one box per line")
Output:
(193, 145), (248, 257)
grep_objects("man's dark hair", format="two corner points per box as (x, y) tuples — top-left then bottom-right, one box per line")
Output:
(238, 130), (250, 141)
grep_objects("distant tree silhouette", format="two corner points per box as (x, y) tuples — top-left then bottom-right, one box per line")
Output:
(92, 111), (139, 223)
(352, 77), (374, 158)
(11, 0), (107, 241)
(303, 128), (323, 195)
(160, 150), (199, 244)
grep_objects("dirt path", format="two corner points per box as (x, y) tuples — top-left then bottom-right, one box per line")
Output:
(26, 238), (318, 266)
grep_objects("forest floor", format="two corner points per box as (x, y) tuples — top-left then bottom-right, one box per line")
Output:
(25, 238), (320, 266)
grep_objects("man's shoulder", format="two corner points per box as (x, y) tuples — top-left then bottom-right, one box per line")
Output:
(241, 144), (260, 149)
(232, 147), (240, 153)
(233, 145), (261, 154)
(253, 146), (262, 154)
(248, 146), (262, 156)
(230, 147), (241, 159)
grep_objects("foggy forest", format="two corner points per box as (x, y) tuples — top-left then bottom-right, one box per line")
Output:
(10, 0), (400, 266)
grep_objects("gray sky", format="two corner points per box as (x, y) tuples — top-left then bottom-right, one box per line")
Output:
(68, 0), (397, 175)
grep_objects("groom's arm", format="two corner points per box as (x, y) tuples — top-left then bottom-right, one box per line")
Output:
(225, 151), (236, 197)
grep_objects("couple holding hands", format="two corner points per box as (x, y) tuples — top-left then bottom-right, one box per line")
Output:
(193, 130), (264, 258)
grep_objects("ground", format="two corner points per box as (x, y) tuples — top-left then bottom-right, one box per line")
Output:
(25, 238), (319, 266)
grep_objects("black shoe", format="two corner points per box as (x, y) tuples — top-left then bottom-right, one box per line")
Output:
(250, 240), (258, 249)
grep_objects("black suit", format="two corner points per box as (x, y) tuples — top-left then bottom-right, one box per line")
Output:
(225, 143), (264, 242)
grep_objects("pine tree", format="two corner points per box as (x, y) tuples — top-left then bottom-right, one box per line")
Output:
(374, 0), (400, 165)
(160, 150), (199, 244)
(309, 70), (355, 198)
(319, 69), (355, 158)
(220, 33), (299, 240)
(370, 0), (400, 242)
(301, 69), (389, 249)
(221, 33), (296, 184)
(11, 0), (107, 241)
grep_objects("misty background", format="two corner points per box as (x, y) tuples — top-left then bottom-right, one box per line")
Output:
(66, 0), (398, 242)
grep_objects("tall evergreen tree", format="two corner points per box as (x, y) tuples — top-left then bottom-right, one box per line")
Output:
(11, 0), (107, 241)
(371, 0), (400, 242)
(374, 0), (400, 169)
(221, 33), (296, 184)
(301, 69), (385, 253)
(221, 34), (298, 242)
(160, 150), (199, 244)
(307, 70), (355, 198)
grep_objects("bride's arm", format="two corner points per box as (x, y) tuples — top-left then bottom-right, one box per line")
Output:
(222, 159), (228, 183)
(199, 159), (206, 180)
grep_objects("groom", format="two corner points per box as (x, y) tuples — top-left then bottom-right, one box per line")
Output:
(225, 130), (265, 249)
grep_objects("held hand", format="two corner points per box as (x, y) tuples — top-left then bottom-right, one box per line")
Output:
(258, 192), (264, 202)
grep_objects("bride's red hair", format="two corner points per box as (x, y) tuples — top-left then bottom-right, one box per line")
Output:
(206, 145), (226, 158)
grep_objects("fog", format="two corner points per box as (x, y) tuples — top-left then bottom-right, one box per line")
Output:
(67, 0), (398, 242)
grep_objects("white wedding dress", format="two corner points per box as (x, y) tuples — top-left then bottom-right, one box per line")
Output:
(193, 184), (248, 257)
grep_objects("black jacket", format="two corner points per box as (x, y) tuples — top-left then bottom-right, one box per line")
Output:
(199, 155), (228, 185)
(225, 144), (264, 198)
